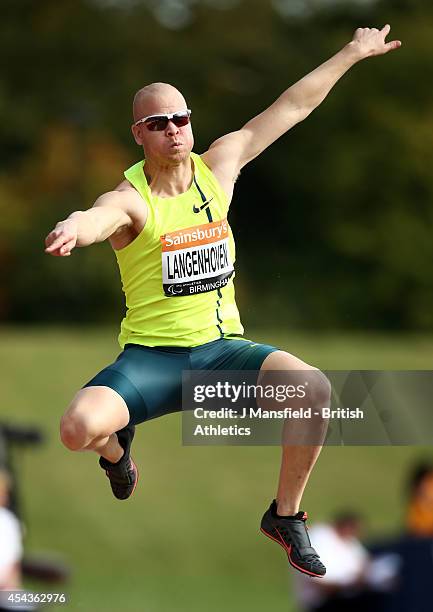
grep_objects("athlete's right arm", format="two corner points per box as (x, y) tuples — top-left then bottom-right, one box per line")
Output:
(45, 189), (139, 257)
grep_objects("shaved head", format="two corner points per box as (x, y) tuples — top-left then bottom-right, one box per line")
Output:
(131, 82), (194, 166)
(133, 82), (188, 123)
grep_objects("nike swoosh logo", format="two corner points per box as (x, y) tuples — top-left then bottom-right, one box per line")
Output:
(193, 197), (214, 213)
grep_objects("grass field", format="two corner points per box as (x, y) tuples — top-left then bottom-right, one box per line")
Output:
(1, 326), (432, 612)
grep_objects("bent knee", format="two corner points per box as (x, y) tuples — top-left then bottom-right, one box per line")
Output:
(307, 370), (331, 409)
(60, 408), (98, 451)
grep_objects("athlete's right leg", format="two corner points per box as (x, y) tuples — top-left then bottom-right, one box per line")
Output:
(60, 344), (190, 500)
(60, 385), (139, 500)
(60, 386), (130, 463)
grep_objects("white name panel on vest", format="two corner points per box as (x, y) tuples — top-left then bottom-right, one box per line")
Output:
(161, 219), (234, 297)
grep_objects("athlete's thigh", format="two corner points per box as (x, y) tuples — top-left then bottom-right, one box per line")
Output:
(82, 344), (189, 425)
(63, 386), (130, 436)
(204, 340), (321, 397)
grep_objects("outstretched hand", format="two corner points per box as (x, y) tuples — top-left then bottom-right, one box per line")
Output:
(349, 24), (401, 59)
(45, 219), (78, 257)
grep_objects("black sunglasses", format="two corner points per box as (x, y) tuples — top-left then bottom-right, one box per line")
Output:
(135, 109), (192, 132)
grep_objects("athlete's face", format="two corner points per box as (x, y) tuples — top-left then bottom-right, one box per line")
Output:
(132, 90), (194, 166)
(417, 472), (433, 504)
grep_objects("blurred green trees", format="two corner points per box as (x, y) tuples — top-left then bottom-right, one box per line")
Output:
(1, 0), (431, 330)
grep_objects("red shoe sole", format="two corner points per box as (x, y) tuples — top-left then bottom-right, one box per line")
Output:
(129, 457), (139, 498)
(260, 527), (324, 578)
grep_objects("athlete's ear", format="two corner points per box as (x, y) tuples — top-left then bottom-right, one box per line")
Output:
(131, 124), (143, 146)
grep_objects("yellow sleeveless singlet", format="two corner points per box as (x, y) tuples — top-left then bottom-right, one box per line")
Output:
(115, 152), (244, 348)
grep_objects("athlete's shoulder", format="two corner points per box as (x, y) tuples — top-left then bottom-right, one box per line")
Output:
(114, 178), (140, 194)
(102, 180), (148, 250)
(198, 152), (235, 204)
(98, 179), (147, 227)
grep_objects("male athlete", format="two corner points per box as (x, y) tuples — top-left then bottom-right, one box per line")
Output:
(45, 26), (400, 578)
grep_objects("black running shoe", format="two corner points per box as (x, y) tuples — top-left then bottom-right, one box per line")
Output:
(99, 424), (138, 500)
(260, 500), (326, 577)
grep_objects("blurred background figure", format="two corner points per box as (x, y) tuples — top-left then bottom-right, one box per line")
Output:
(366, 459), (433, 612)
(295, 511), (370, 612)
(0, 423), (69, 611)
(0, 468), (23, 590)
(0, 468), (40, 612)
(406, 461), (433, 537)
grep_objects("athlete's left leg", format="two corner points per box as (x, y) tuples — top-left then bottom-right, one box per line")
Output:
(258, 349), (330, 577)
(259, 349), (331, 514)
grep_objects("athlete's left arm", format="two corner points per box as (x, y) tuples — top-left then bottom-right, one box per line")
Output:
(202, 25), (401, 184)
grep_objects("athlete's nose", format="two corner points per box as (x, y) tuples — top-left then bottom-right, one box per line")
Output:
(166, 120), (180, 136)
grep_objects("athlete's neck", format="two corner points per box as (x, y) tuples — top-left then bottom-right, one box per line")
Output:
(144, 156), (193, 198)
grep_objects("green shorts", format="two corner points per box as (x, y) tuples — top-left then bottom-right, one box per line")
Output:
(82, 337), (279, 425)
